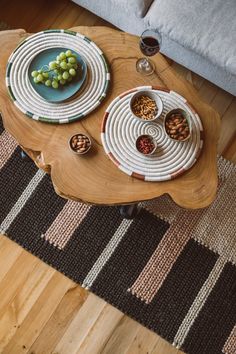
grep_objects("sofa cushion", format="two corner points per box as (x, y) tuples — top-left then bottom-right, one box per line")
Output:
(147, 0), (236, 75)
(75, 0), (154, 19)
(109, 0), (154, 18)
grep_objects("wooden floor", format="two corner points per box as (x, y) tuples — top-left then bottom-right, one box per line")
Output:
(0, 0), (235, 353)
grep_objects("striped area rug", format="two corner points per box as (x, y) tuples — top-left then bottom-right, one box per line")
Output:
(0, 116), (236, 354)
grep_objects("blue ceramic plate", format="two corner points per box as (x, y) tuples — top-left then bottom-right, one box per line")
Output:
(28, 47), (87, 103)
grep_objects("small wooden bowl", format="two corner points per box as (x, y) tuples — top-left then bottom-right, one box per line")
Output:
(136, 134), (157, 155)
(164, 108), (191, 142)
(130, 90), (163, 122)
(69, 133), (92, 155)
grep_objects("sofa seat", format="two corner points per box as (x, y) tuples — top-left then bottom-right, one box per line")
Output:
(147, 0), (236, 77)
(106, 0), (154, 19)
(72, 0), (236, 95)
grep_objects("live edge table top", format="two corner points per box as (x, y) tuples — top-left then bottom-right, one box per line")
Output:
(0, 26), (221, 209)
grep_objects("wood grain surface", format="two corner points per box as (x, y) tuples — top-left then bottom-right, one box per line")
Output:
(0, 26), (220, 209)
(0, 0), (235, 353)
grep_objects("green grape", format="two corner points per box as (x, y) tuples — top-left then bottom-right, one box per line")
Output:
(69, 68), (76, 76)
(33, 50), (77, 89)
(60, 79), (66, 85)
(59, 52), (66, 60)
(37, 74), (43, 82)
(65, 50), (72, 57)
(62, 71), (69, 80)
(49, 61), (57, 69)
(45, 79), (51, 87)
(60, 61), (67, 70)
(68, 57), (76, 64)
(31, 70), (38, 78)
(52, 80), (59, 89)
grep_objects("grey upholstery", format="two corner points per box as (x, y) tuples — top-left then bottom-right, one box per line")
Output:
(72, 0), (236, 95)
(147, 0), (236, 77)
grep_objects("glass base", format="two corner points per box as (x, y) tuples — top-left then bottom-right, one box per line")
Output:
(136, 58), (155, 76)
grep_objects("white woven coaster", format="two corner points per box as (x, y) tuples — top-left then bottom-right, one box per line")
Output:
(6, 29), (110, 123)
(101, 86), (204, 182)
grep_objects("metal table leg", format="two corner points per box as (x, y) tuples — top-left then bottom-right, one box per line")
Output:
(119, 204), (141, 219)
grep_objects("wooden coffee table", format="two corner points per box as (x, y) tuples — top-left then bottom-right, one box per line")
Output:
(0, 27), (220, 209)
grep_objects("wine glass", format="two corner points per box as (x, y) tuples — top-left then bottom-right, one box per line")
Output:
(136, 29), (162, 76)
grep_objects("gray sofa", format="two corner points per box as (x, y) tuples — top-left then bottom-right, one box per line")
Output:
(72, 0), (236, 96)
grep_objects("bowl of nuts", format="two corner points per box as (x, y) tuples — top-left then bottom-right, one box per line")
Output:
(130, 90), (163, 122)
(69, 133), (92, 155)
(164, 108), (191, 142)
(136, 134), (157, 155)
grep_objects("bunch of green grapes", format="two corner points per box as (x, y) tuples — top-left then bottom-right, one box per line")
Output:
(31, 50), (78, 89)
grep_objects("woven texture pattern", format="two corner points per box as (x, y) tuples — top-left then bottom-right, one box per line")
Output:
(0, 117), (235, 354)
(6, 30), (110, 123)
(101, 86), (203, 181)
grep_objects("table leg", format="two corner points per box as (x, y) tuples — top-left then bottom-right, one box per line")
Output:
(20, 149), (32, 161)
(119, 204), (141, 219)
(20, 150), (27, 159)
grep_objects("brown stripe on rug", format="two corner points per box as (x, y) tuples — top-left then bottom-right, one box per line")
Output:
(87, 209), (169, 291)
(0, 115), (5, 134)
(0, 116), (236, 354)
(173, 255), (227, 349)
(182, 263), (236, 354)
(91, 235), (218, 343)
(0, 146), (39, 224)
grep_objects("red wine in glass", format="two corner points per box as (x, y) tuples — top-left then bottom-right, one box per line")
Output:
(140, 36), (160, 57)
(136, 29), (162, 75)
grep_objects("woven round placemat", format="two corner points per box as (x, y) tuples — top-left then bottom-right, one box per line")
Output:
(5, 29), (110, 123)
(101, 86), (204, 181)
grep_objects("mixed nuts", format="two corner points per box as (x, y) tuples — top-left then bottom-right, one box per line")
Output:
(70, 133), (91, 154)
(132, 95), (158, 120)
(165, 111), (190, 141)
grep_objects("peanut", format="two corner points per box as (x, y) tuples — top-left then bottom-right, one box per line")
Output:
(132, 95), (158, 120)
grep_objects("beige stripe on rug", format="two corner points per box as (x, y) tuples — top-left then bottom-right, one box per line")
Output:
(41, 200), (91, 249)
(223, 325), (236, 354)
(129, 208), (204, 303)
(0, 169), (45, 233)
(0, 130), (17, 169)
(191, 171), (236, 265)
